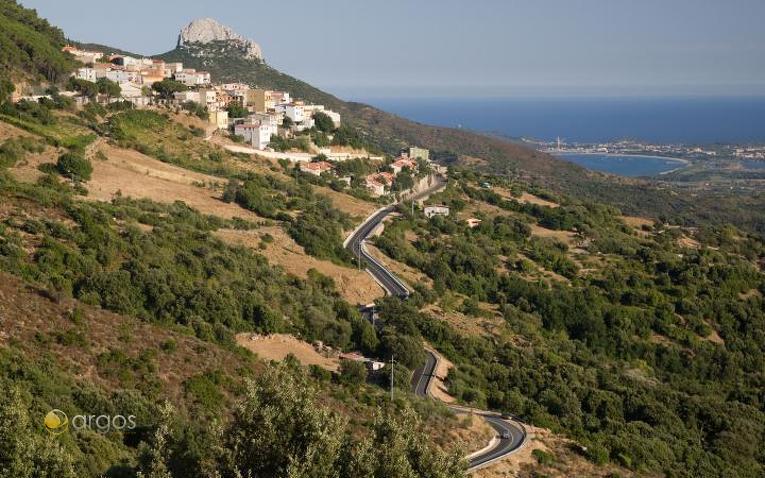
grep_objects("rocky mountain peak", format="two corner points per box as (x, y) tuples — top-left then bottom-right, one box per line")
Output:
(177, 18), (262, 60)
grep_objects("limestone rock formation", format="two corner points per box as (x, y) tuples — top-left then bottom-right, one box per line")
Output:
(178, 18), (262, 60)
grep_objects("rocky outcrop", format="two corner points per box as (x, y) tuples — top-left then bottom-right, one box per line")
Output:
(177, 18), (262, 60)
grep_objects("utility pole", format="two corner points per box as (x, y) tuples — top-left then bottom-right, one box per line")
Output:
(390, 355), (395, 401)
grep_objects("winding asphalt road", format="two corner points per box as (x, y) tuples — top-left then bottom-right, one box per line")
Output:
(344, 176), (447, 299)
(413, 350), (527, 471)
(345, 177), (528, 472)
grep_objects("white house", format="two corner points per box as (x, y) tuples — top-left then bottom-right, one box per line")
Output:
(424, 205), (450, 218)
(365, 172), (394, 197)
(62, 46), (103, 64)
(175, 69), (211, 87)
(208, 110), (229, 130)
(248, 113), (279, 129)
(163, 62), (184, 78)
(234, 122), (276, 150)
(105, 69), (138, 84)
(74, 67), (97, 83)
(197, 88), (218, 107)
(174, 91), (201, 103)
(119, 82), (150, 107)
(285, 103), (305, 123)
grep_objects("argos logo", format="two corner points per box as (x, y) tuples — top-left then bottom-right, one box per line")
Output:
(44, 409), (136, 434)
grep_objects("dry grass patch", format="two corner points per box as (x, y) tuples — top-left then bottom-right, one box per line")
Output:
(316, 187), (379, 218)
(494, 187), (560, 208)
(677, 234), (701, 250)
(421, 304), (503, 337)
(0, 121), (32, 141)
(621, 215), (654, 229)
(86, 144), (262, 221)
(235, 333), (339, 371)
(530, 224), (578, 246)
(215, 227), (384, 305)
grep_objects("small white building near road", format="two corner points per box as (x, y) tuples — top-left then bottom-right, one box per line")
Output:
(234, 122), (276, 150)
(424, 205), (450, 218)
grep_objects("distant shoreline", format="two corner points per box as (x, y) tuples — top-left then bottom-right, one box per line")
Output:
(552, 151), (690, 165)
(552, 151), (690, 176)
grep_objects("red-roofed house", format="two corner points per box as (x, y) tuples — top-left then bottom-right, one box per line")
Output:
(391, 157), (417, 174)
(299, 161), (334, 177)
(365, 172), (395, 197)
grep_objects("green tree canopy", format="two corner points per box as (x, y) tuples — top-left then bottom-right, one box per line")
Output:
(151, 79), (187, 99)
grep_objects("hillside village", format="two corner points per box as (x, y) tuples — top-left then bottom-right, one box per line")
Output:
(10, 45), (442, 198)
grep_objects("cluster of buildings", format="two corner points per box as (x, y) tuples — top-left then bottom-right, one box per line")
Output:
(62, 46), (343, 148)
(231, 91), (341, 150)
(364, 147), (430, 197)
(733, 146), (765, 160)
(60, 47), (444, 198)
(66, 46), (211, 108)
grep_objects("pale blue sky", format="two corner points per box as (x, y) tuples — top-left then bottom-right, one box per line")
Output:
(20, 0), (765, 98)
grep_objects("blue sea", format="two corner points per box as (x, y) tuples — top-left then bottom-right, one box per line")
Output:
(355, 96), (765, 176)
(358, 96), (765, 145)
(554, 153), (685, 177)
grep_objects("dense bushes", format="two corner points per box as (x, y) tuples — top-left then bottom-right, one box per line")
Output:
(56, 151), (92, 180)
(288, 199), (353, 264)
(139, 364), (466, 477)
(372, 177), (765, 476)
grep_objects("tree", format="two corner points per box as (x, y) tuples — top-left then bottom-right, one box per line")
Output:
(136, 402), (175, 478)
(151, 79), (187, 100)
(313, 111), (335, 133)
(0, 76), (15, 104)
(56, 151), (93, 181)
(338, 359), (367, 386)
(0, 388), (77, 477)
(218, 365), (346, 478)
(226, 103), (249, 118)
(67, 77), (98, 99)
(281, 115), (294, 128)
(96, 77), (121, 100)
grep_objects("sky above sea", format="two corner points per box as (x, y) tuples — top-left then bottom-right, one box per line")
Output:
(351, 96), (765, 144)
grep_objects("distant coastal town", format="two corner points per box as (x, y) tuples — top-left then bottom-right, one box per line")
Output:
(530, 137), (765, 162)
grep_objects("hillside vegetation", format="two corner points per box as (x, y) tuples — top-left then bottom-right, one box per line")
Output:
(0, 0), (75, 96)
(371, 170), (765, 477)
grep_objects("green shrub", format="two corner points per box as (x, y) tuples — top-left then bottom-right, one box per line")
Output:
(56, 151), (92, 181)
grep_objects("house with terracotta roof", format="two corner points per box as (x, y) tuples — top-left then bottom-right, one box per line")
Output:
(391, 156), (417, 174)
(365, 172), (395, 197)
(299, 161), (334, 177)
